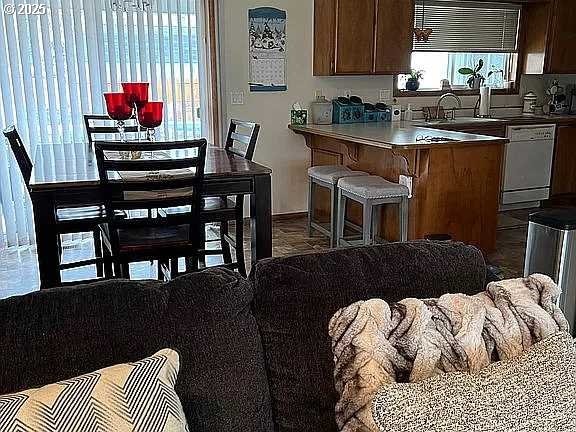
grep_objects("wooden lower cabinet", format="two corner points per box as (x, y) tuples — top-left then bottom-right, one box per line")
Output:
(551, 125), (576, 198)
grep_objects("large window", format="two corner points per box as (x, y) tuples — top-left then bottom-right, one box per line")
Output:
(397, 1), (521, 93)
(0, 0), (210, 247)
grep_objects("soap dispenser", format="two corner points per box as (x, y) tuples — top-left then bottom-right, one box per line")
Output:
(404, 104), (414, 121)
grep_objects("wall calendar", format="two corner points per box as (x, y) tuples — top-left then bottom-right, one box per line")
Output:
(249, 7), (287, 92)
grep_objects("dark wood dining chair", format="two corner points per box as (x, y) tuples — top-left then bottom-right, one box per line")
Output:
(94, 139), (207, 279)
(3, 125), (107, 280)
(200, 119), (260, 276)
(84, 114), (140, 150)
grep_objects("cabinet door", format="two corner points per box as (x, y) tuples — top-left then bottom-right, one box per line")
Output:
(551, 125), (576, 196)
(374, 0), (414, 74)
(335, 0), (376, 74)
(547, 0), (576, 73)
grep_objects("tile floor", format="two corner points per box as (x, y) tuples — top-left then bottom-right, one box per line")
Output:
(0, 212), (530, 300)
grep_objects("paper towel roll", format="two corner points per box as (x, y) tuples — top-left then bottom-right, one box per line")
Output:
(479, 86), (491, 117)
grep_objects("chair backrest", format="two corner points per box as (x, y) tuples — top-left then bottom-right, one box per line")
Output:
(84, 114), (141, 148)
(95, 139), (207, 213)
(3, 125), (33, 188)
(225, 119), (260, 161)
(94, 140), (207, 247)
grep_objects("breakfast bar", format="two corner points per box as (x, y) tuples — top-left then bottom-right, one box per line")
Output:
(290, 122), (509, 253)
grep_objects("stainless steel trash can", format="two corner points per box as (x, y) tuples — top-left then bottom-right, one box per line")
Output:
(524, 209), (576, 336)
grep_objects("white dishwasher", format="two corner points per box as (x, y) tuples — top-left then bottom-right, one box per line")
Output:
(501, 124), (556, 209)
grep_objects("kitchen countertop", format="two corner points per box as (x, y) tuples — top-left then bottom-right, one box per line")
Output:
(414, 113), (576, 127)
(289, 122), (508, 150)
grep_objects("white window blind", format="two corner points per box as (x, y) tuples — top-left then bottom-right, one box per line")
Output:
(0, 0), (210, 248)
(414, 1), (521, 52)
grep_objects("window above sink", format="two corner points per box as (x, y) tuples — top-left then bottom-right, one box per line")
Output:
(395, 0), (522, 97)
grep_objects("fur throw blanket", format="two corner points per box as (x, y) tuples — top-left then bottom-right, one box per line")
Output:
(328, 274), (570, 432)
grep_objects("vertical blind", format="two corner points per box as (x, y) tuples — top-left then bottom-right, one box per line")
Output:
(413, 1), (521, 52)
(0, 0), (210, 248)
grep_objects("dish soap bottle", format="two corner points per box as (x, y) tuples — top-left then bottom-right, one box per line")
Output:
(404, 104), (414, 121)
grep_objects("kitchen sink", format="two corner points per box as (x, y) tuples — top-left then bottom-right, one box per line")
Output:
(414, 117), (502, 126)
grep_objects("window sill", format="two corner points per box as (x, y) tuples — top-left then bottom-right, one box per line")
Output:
(394, 87), (519, 98)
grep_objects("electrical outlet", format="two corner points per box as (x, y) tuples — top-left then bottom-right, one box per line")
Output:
(379, 89), (392, 102)
(344, 89), (352, 98)
(231, 90), (244, 105)
(314, 89), (323, 99)
(399, 175), (413, 198)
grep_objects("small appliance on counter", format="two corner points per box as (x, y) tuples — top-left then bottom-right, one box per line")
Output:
(310, 95), (333, 125)
(332, 96), (365, 124)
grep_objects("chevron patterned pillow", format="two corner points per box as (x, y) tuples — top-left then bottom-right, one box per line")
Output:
(0, 349), (189, 432)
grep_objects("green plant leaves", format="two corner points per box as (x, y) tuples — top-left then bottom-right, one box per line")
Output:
(458, 67), (474, 75)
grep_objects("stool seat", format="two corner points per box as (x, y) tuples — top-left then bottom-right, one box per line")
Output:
(308, 165), (368, 185)
(338, 176), (409, 199)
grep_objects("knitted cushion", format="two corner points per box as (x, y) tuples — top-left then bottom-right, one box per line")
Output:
(372, 333), (576, 432)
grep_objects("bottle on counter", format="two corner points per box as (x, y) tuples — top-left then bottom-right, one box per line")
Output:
(404, 104), (414, 121)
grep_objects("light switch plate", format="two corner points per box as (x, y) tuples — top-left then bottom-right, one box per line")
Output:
(231, 90), (244, 105)
(379, 89), (392, 102)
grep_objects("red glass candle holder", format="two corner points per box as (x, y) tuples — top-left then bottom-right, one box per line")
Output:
(104, 92), (132, 121)
(104, 92), (133, 141)
(138, 101), (164, 129)
(138, 101), (163, 140)
(122, 82), (149, 108)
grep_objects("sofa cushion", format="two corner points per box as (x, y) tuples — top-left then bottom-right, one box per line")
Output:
(0, 269), (273, 432)
(250, 241), (487, 432)
(0, 349), (189, 431)
(372, 332), (576, 432)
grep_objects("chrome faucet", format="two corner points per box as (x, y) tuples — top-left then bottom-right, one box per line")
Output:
(433, 93), (462, 121)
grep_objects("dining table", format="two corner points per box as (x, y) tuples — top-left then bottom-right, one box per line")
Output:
(28, 141), (272, 289)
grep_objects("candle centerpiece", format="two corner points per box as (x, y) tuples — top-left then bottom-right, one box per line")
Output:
(138, 101), (164, 141)
(104, 92), (132, 141)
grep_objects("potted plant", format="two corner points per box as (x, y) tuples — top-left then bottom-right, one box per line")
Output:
(458, 60), (486, 89)
(487, 66), (504, 86)
(406, 69), (424, 91)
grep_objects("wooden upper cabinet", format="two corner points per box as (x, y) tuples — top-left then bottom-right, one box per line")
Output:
(374, 0), (414, 74)
(523, 0), (576, 74)
(551, 125), (576, 197)
(547, 0), (576, 73)
(335, 0), (376, 74)
(313, 0), (415, 76)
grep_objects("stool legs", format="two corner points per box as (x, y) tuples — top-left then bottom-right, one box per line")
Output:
(400, 196), (409, 242)
(362, 201), (373, 246)
(307, 179), (314, 237)
(372, 205), (381, 244)
(330, 186), (339, 248)
(337, 189), (346, 247)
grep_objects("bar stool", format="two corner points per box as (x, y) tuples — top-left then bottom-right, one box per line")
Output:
(337, 175), (410, 246)
(308, 165), (369, 247)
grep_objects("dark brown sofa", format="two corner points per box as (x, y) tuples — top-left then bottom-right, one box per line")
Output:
(0, 241), (487, 431)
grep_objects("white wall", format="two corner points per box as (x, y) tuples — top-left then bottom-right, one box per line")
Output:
(218, 0), (550, 215)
